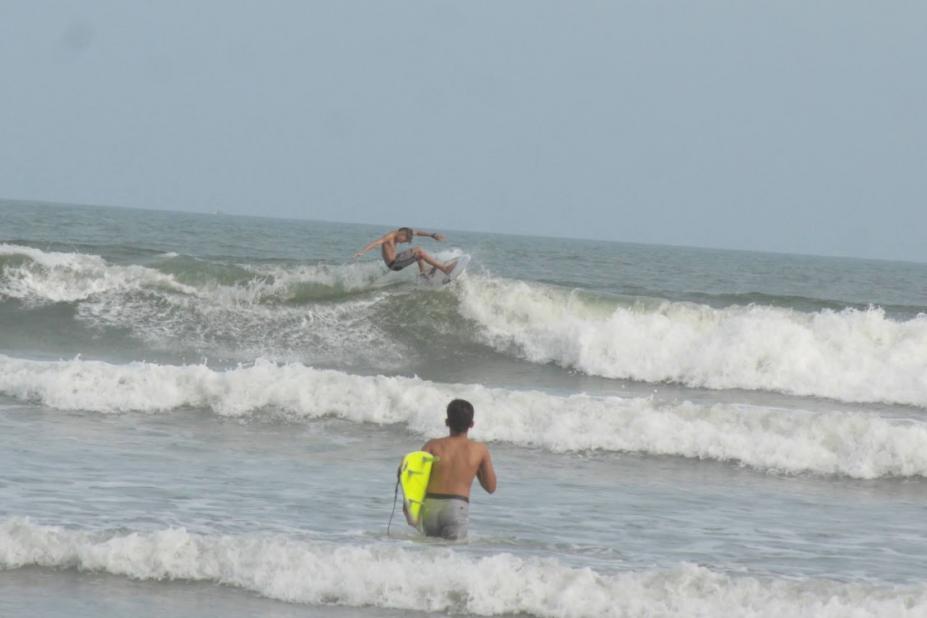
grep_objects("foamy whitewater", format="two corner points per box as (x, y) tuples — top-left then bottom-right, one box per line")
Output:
(2, 201), (926, 618)
(4, 355), (927, 479)
(3, 519), (926, 618)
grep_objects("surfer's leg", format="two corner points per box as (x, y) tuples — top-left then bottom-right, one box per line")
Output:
(413, 247), (452, 274)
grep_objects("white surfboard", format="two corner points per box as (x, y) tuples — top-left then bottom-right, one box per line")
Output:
(420, 254), (470, 286)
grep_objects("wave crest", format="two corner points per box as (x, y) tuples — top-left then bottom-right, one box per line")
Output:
(2, 355), (927, 479)
(456, 276), (927, 408)
(0, 243), (194, 303)
(0, 243), (398, 306)
(1, 518), (922, 618)
(0, 244), (408, 365)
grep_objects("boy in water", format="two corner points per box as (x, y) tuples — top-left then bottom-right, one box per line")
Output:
(412, 399), (497, 540)
(353, 227), (453, 276)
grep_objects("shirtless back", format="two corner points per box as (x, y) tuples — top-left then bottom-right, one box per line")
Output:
(424, 435), (495, 498)
(414, 399), (496, 540)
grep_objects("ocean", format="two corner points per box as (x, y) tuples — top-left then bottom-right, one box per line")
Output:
(1, 199), (926, 617)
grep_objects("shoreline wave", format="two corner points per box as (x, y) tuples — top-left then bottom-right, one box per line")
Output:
(2, 355), (927, 479)
(1, 518), (923, 618)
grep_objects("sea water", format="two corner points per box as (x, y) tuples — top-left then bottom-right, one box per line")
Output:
(1, 199), (926, 617)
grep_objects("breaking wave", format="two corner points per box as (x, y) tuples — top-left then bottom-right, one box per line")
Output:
(1, 518), (922, 618)
(0, 243), (195, 303)
(0, 243), (410, 365)
(0, 242), (397, 305)
(457, 276), (927, 408)
(4, 243), (927, 408)
(2, 355), (927, 479)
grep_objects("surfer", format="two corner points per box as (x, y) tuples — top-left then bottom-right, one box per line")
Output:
(353, 227), (453, 276)
(411, 399), (497, 540)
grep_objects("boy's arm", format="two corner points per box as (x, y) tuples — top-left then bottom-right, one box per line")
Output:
(413, 230), (445, 241)
(476, 446), (497, 494)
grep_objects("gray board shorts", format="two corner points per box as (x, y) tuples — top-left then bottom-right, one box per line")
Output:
(420, 494), (469, 540)
(386, 249), (417, 271)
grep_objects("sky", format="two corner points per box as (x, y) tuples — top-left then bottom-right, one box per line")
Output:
(1, 1), (925, 261)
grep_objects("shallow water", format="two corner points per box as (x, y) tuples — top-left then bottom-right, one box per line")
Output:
(2, 200), (927, 617)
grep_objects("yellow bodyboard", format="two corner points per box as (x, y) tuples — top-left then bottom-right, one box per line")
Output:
(399, 450), (435, 527)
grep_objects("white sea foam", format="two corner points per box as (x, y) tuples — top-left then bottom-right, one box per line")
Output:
(206, 260), (400, 305)
(5, 243), (927, 409)
(456, 275), (927, 408)
(78, 288), (405, 366)
(0, 243), (396, 306)
(0, 243), (195, 302)
(0, 244), (406, 365)
(2, 355), (927, 479)
(0, 518), (922, 618)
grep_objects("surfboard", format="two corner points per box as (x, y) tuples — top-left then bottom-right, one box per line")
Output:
(399, 450), (435, 527)
(420, 254), (471, 286)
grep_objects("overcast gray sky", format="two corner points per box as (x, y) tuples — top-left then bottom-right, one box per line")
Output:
(1, 1), (925, 261)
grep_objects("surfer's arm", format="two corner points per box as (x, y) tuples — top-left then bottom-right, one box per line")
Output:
(476, 447), (497, 494)
(413, 230), (445, 241)
(354, 234), (388, 258)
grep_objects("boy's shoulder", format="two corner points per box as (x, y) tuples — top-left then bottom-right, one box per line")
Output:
(461, 437), (491, 456)
(424, 435), (487, 450)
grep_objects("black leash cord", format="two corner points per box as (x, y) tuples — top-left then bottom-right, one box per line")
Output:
(386, 477), (401, 537)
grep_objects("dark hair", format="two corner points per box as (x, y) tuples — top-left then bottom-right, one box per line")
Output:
(446, 399), (474, 434)
(398, 227), (413, 238)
